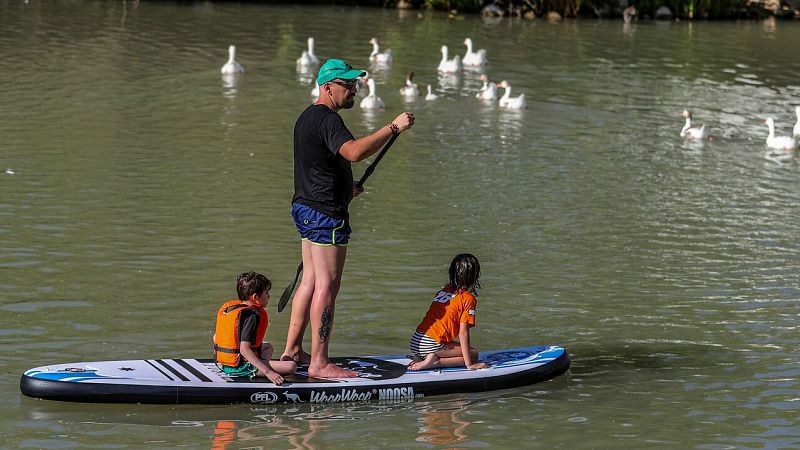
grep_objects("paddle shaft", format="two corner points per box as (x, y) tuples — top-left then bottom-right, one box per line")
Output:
(277, 133), (400, 312)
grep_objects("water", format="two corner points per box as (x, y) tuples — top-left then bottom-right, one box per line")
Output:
(2, 1), (799, 448)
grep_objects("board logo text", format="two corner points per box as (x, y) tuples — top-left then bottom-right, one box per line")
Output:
(378, 387), (415, 400)
(250, 391), (278, 404)
(309, 389), (372, 403)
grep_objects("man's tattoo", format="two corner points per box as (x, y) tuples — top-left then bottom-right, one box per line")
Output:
(318, 306), (332, 343)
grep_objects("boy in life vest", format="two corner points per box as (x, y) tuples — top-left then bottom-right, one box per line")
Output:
(408, 253), (488, 371)
(213, 272), (297, 384)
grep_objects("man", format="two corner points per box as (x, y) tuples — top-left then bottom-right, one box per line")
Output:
(282, 59), (414, 378)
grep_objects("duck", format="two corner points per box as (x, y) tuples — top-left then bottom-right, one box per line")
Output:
(497, 81), (526, 109)
(369, 38), (392, 66)
(623, 6), (638, 24)
(296, 37), (319, 69)
(220, 45), (244, 75)
(680, 110), (710, 140)
(425, 85), (438, 101)
(793, 106), (800, 138)
(310, 82), (320, 102)
(359, 79), (385, 110)
(437, 45), (462, 74)
(475, 73), (497, 101)
(764, 117), (797, 151)
(399, 72), (420, 99)
(462, 38), (488, 67)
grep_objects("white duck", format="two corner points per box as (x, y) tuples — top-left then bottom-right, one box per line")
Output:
(354, 71), (369, 94)
(680, 110), (710, 140)
(793, 106), (800, 138)
(220, 45), (244, 75)
(462, 38), (488, 67)
(764, 117), (797, 151)
(359, 79), (385, 110)
(437, 45), (462, 74)
(476, 73), (497, 101)
(369, 38), (392, 65)
(497, 81), (526, 110)
(310, 82), (320, 102)
(425, 85), (438, 101)
(296, 37), (319, 69)
(399, 72), (420, 99)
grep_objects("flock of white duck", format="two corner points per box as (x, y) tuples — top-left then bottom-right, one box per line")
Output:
(222, 41), (799, 162)
(284, 36), (526, 111)
(681, 107), (800, 162)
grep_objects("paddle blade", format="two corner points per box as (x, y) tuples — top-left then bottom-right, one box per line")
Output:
(277, 263), (303, 313)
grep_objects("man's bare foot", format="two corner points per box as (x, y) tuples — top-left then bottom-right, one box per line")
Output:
(308, 362), (358, 379)
(281, 350), (311, 365)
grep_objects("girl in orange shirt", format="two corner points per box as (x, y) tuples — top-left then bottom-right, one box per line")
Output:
(408, 254), (487, 371)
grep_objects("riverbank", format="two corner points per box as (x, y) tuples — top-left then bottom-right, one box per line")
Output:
(235, 0), (799, 21)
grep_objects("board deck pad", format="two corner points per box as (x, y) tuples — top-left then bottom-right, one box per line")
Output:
(21, 346), (570, 404)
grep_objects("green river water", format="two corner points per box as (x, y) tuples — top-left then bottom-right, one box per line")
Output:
(1, 1), (799, 448)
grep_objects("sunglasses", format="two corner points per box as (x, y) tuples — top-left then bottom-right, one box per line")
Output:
(330, 80), (358, 90)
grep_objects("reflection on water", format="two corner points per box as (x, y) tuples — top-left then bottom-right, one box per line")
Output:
(296, 66), (316, 86)
(210, 416), (326, 450)
(415, 401), (471, 445)
(437, 72), (461, 93)
(221, 73), (240, 99)
(370, 61), (392, 74)
(360, 108), (383, 130)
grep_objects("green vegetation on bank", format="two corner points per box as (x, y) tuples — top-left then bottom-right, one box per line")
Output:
(292, 0), (800, 20)
(430, 0), (797, 19)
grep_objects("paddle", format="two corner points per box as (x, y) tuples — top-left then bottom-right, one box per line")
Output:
(277, 133), (401, 312)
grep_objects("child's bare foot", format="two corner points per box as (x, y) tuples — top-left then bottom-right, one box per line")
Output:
(408, 354), (439, 371)
(407, 357), (423, 369)
(308, 362), (358, 379)
(281, 350), (311, 365)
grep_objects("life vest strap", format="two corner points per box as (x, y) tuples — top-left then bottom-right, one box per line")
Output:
(213, 345), (239, 354)
(224, 303), (247, 314)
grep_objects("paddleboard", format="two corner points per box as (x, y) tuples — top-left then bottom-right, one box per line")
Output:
(20, 345), (569, 404)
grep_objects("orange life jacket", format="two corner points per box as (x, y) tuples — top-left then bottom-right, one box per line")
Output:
(213, 300), (268, 368)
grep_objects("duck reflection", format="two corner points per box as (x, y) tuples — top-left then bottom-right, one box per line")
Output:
(437, 72), (461, 94)
(498, 108), (525, 142)
(360, 108), (382, 130)
(296, 67), (315, 86)
(221, 73), (239, 100)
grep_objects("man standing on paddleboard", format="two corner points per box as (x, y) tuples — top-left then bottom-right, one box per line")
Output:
(282, 59), (414, 378)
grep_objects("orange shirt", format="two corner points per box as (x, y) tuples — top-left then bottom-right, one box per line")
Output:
(415, 286), (477, 344)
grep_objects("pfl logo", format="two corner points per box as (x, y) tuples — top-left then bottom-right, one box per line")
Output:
(250, 392), (278, 404)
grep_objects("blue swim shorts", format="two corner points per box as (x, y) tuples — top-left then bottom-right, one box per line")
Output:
(292, 203), (351, 246)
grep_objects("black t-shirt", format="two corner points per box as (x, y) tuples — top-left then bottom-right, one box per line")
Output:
(292, 104), (356, 219)
(238, 309), (259, 346)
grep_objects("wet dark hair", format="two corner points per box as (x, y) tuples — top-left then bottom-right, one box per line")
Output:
(236, 271), (271, 301)
(448, 253), (481, 293)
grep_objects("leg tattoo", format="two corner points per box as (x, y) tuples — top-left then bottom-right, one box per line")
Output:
(318, 306), (332, 343)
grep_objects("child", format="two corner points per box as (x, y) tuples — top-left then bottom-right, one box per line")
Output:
(213, 271), (297, 385)
(408, 253), (488, 371)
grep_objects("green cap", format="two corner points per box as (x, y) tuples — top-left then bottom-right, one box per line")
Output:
(316, 59), (366, 86)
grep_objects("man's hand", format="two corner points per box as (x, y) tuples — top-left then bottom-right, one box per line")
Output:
(392, 112), (415, 133)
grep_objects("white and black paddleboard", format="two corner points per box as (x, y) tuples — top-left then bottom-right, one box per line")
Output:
(20, 345), (569, 404)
